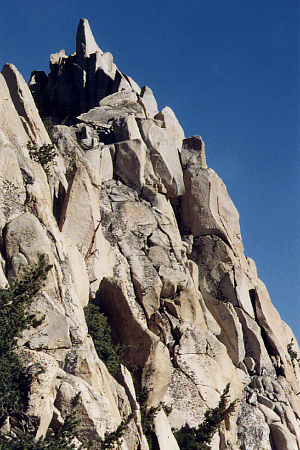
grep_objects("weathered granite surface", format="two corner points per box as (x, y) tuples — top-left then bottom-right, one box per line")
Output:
(0, 18), (299, 450)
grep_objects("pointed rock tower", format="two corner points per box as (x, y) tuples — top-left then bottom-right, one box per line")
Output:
(0, 18), (298, 450)
(29, 18), (138, 122)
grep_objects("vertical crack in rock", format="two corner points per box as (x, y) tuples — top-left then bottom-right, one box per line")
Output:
(0, 18), (299, 450)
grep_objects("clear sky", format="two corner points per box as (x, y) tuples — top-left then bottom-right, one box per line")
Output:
(1, 1), (300, 342)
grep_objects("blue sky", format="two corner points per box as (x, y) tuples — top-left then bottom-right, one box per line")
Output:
(1, 1), (300, 342)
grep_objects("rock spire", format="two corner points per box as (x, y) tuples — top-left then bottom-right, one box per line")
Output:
(0, 18), (299, 450)
(76, 18), (103, 57)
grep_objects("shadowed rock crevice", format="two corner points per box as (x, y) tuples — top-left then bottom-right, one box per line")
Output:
(0, 18), (299, 450)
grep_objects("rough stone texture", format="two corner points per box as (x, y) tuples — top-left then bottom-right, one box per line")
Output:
(0, 145), (26, 230)
(174, 327), (242, 409)
(237, 397), (273, 450)
(138, 119), (185, 197)
(155, 106), (184, 149)
(0, 18), (299, 450)
(181, 135), (207, 169)
(16, 348), (60, 440)
(164, 367), (207, 429)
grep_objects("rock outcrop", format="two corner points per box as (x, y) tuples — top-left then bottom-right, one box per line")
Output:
(0, 18), (299, 449)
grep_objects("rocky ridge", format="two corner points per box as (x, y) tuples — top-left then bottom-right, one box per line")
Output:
(0, 18), (299, 449)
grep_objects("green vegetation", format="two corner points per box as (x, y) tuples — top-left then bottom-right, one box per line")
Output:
(27, 142), (57, 175)
(287, 338), (300, 363)
(137, 388), (161, 450)
(94, 413), (134, 450)
(0, 255), (51, 422)
(0, 401), (132, 449)
(65, 155), (76, 182)
(0, 409), (82, 450)
(84, 302), (124, 377)
(0, 259), (133, 449)
(173, 384), (236, 450)
(42, 117), (56, 145)
(0, 256), (85, 449)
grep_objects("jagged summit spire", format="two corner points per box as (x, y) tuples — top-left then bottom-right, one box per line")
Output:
(76, 18), (102, 58)
(30, 17), (142, 121)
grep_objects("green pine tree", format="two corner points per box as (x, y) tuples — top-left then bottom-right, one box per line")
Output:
(174, 384), (236, 450)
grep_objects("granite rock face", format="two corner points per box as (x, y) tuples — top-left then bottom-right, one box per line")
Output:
(0, 18), (299, 449)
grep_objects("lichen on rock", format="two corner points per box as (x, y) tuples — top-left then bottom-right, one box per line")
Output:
(0, 18), (299, 450)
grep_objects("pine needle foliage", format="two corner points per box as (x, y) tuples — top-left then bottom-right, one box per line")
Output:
(0, 255), (52, 422)
(137, 388), (161, 450)
(27, 142), (57, 175)
(0, 258), (133, 450)
(0, 410), (82, 450)
(287, 338), (300, 363)
(90, 412), (134, 450)
(84, 302), (124, 376)
(174, 384), (236, 450)
(42, 118), (56, 145)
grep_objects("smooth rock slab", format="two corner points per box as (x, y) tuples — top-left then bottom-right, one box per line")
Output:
(100, 90), (138, 108)
(257, 393), (275, 410)
(113, 114), (142, 142)
(236, 307), (276, 376)
(76, 18), (103, 58)
(154, 409), (180, 450)
(138, 119), (185, 197)
(5, 211), (52, 275)
(0, 73), (30, 147)
(59, 162), (101, 256)
(78, 102), (145, 126)
(258, 403), (281, 424)
(138, 86), (158, 119)
(114, 139), (146, 191)
(59, 162), (112, 293)
(23, 292), (71, 350)
(269, 422), (298, 450)
(2, 63), (51, 147)
(181, 167), (243, 256)
(203, 296), (245, 366)
(155, 106), (184, 148)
